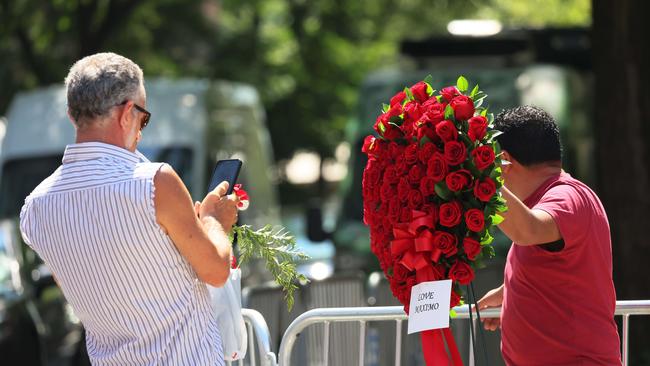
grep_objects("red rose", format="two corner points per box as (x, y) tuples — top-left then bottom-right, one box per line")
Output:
(465, 208), (485, 232)
(416, 121), (438, 142)
(408, 190), (423, 209)
(421, 203), (439, 224)
(401, 120), (417, 140)
(388, 197), (401, 223)
(410, 81), (430, 103)
(450, 95), (475, 121)
(390, 91), (406, 106)
(468, 115), (488, 141)
(418, 143), (437, 164)
(445, 169), (472, 192)
(404, 144), (419, 164)
(439, 201), (463, 228)
(449, 260), (475, 285)
(444, 141), (467, 166)
(392, 263), (411, 282)
(383, 123), (404, 140)
(450, 290), (461, 308)
(440, 86), (460, 102)
(463, 237), (481, 260)
(408, 165), (423, 185)
(427, 152), (448, 182)
(387, 103), (402, 118)
(362, 136), (375, 156)
(472, 145), (496, 171)
(397, 178), (410, 202)
(421, 104), (445, 124)
(380, 182), (396, 202)
(403, 101), (424, 123)
(363, 161), (381, 187)
(420, 176), (437, 197)
(383, 166), (399, 185)
(433, 231), (458, 257)
(435, 120), (458, 142)
(388, 142), (404, 159)
(474, 177), (496, 202)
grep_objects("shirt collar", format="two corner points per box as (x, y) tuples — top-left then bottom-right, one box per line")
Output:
(62, 142), (141, 165)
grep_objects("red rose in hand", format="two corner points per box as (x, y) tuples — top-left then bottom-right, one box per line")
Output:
(427, 152), (448, 182)
(449, 260), (475, 285)
(408, 190), (424, 209)
(435, 120), (458, 142)
(472, 145), (496, 171)
(433, 231), (459, 257)
(404, 144), (419, 164)
(390, 91), (406, 106)
(474, 177), (496, 202)
(446, 169), (472, 192)
(465, 209), (485, 232)
(468, 115), (488, 141)
(420, 176), (437, 197)
(439, 201), (463, 228)
(450, 95), (475, 121)
(463, 237), (481, 260)
(411, 81), (430, 103)
(444, 141), (467, 166)
(441, 86), (461, 102)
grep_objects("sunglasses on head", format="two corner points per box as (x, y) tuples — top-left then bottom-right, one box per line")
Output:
(118, 100), (151, 130)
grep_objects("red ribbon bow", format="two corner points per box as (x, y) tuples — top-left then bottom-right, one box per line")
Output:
(390, 210), (442, 283)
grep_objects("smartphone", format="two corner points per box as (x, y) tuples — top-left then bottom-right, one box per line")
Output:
(207, 159), (242, 195)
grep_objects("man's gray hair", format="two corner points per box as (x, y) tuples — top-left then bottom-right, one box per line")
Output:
(65, 52), (144, 127)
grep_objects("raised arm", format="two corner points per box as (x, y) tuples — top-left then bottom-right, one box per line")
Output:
(498, 186), (561, 246)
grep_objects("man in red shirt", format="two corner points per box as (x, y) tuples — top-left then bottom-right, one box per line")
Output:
(477, 106), (621, 365)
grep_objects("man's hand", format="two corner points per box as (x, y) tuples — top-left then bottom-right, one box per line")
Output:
(477, 285), (503, 331)
(197, 181), (239, 233)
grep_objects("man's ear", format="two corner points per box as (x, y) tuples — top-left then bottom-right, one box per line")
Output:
(501, 150), (514, 171)
(117, 101), (132, 131)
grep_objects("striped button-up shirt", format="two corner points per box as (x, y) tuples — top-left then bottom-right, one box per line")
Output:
(20, 142), (224, 365)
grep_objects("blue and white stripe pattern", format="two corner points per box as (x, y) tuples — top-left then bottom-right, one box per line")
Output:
(20, 142), (224, 366)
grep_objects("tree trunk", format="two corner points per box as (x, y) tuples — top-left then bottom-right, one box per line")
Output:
(592, 0), (650, 363)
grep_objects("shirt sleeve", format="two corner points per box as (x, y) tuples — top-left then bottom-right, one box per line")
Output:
(532, 183), (590, 251)
(19, 199), (35, 249)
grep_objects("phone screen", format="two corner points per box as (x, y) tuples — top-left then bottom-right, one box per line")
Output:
(207, 159), (242, 195)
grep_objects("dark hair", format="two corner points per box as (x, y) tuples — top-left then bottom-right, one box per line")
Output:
(494, 105), (562, 166)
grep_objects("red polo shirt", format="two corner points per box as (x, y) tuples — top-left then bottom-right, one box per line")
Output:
(502, 172), (621, 365)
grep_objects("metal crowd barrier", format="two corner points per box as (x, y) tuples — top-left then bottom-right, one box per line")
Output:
(226, 308), (277, 366)
(276, 300), (650, 366)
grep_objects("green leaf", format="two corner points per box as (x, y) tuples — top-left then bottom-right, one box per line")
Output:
(491, 214), (504, 225)
(378, 121), (386, 134)
(488, 130), (504, 140)
(444, 104), (454, 120)
(382, 103), (390, 113)
(435, 181), (453, 200)
(456, 76), (469, 92)
(233, 225), (310, 312)
(497, 204), (508, 213)
(474, 98), (484, 109)
(450, 308), (458, 318)
(424, 74), (434, 85)
(489, 166), (502, 179)
(481, 244), (496, 258)
(480, 231), (494, 245)
(494, 141), (502, 156)
(480, 109), (488, 117)
(404, 87), (414, 101)
(470, 84), (480, 99)
(419, 136), (431, 146)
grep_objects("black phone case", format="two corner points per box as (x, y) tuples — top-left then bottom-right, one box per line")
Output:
(207, 159), (242, 195)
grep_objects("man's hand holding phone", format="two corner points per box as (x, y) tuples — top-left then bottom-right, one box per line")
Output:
(197, 181), (239, 233)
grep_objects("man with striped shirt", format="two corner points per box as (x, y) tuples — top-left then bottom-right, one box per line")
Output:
(19, 52), (237, 365)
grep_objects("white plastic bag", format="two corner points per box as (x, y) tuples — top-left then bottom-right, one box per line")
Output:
(208, 268), (247, 361)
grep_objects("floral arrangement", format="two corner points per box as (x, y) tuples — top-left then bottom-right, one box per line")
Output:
(361, 76), (507, 313)
(230, 184), (308, 311)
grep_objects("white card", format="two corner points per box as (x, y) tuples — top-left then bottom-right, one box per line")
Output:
(407, 279), (452, 334)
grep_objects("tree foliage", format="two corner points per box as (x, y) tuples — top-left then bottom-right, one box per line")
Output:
(0, 0), (589, 160)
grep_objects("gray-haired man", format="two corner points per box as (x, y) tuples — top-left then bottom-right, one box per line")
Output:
(20, 52), (236, 365)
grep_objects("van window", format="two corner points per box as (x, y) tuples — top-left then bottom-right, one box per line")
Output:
(0, 147), (193, 219)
